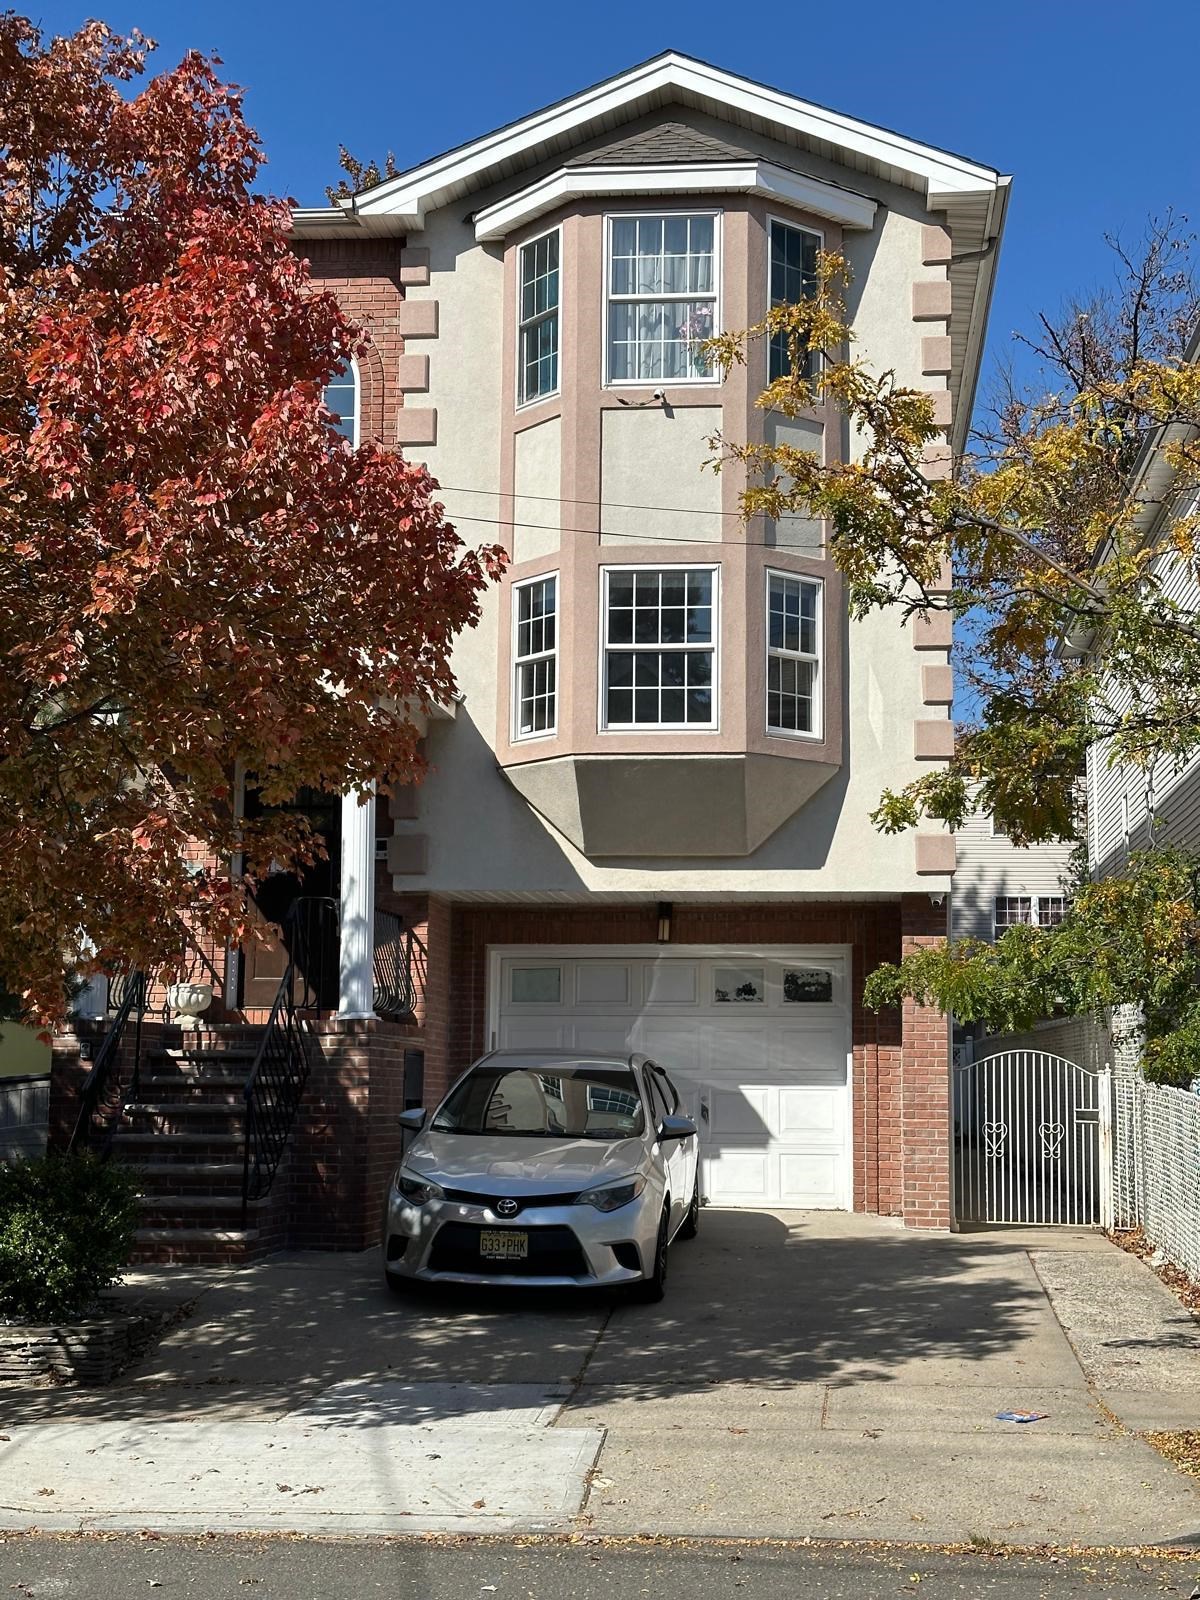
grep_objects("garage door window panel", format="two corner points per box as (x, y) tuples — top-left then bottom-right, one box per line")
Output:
(713, 966), (765, 1003)
(603, 567), (717, 729)
(510, 966), (562, 1004)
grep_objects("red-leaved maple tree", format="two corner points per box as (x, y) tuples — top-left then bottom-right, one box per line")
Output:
(0, 17), (504, 1027)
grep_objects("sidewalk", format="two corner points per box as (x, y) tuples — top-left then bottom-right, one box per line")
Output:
(1, 1213), (1198, 1546)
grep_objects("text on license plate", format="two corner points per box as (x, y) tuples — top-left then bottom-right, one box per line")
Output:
(479, 1229), (528, 1260)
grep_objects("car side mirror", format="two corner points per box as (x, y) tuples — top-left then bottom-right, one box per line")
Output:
(398, 1107), (426, 1133)
(659, 1114), (697, 1142)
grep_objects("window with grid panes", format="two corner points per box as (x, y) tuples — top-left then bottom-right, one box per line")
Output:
(607, 214), (717, 383)
(603, 568), (716, 728)
(993, 894), (1069, 940)
(766, 572), (820, 735)
(513, 575), (557, 738)
(768, 220), (820, 384)
(322, 358), (358, 443)
(518, 230), (560, 405)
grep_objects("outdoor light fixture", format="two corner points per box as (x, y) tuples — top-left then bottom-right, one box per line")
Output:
(657, 901), (672, 943)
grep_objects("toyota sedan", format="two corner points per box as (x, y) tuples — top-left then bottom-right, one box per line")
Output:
(382, 1050), (700, 1299)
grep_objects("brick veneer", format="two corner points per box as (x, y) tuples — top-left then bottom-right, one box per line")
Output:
(298, 238), (408, 445)
(430, 895), (951, 1229)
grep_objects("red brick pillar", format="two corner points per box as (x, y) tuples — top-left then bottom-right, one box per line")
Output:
(419, 896), (454, 1102)
(899, 894), (952, 1228)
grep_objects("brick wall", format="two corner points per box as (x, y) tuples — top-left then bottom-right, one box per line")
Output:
(430, 898), (950, 1227)
(899, 895), (953, 1228)
(298, 239), (407, 445)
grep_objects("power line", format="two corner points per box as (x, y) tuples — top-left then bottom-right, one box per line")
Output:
(445, 508), (819, 549)
(437, 482), (760, 520)
(428, 481), (820, 549)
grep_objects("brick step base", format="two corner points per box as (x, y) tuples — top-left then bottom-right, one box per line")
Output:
(131, 1225), (273, 1266)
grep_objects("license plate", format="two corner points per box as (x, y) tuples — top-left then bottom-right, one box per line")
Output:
(479, 1229), (528, 1260)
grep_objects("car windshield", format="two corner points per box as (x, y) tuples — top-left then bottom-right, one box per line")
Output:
(431, 1062), (645, 1139)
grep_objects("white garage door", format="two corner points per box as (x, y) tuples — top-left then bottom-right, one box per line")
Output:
(491, 947), (851, 1210)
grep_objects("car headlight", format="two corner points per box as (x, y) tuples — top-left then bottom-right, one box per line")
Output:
(573, 1175), (646, 1213)
(393, 1168), (444, 1205)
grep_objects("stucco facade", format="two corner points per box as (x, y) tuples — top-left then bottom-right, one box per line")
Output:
(280, 53), (1011, 1231)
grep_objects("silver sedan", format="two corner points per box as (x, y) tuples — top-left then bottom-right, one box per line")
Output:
(382, 1050), (700, 1299)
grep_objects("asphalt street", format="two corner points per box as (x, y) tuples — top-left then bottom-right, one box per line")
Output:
(0, 1534), (1198, 1598)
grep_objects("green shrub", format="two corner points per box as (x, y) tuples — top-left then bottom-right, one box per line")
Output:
(0, 1155), (140, 1323)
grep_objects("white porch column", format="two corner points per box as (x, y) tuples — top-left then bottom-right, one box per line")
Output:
(338, 783), (378, 1019)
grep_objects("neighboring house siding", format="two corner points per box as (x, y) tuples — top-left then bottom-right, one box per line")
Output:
(1089, 537), (1200, 874)
(952, 808), (1074, 942)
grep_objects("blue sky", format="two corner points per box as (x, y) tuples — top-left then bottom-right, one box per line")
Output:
(31, 0), (1200, 409)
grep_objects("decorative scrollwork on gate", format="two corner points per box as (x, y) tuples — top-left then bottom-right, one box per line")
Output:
(1038, 1121), (1065, 1161)
(982, 1120), (1008, 1160)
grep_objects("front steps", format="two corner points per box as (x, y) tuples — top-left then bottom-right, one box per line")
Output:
(106, 1033), (286, 1265)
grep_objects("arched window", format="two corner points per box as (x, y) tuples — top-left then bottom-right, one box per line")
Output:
(322, 357), (359, 445)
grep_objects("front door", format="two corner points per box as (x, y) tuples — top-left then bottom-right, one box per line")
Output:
(239, 787), (341, 1010)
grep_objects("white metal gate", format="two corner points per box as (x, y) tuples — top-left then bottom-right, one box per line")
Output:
(954, 1051), (1113, 1227)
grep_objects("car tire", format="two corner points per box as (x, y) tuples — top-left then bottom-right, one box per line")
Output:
(679, 1177), (700, 1240)
(631, 1207), (670, 1303)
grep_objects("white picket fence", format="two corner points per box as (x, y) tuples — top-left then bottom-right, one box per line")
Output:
(1114, 1076), (1200, 1281)
(0, 1073), (49, 1163)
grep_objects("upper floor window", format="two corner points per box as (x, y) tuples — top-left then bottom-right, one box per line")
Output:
(322, 357), (358, 444)
(602, 566), (717, 729)
(766, 571), (821, 737)
(518, 229), (560, 405)
(993, 894), (1068, 939)
(513, 574), (558, 739)
(768, 219), (821, 384)
(606, 213), (718, 385)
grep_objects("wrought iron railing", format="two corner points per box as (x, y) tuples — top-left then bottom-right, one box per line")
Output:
(68, 970), (147, 1155)
(373, 910), (424, 1018)
(241, 896), (336, 1216)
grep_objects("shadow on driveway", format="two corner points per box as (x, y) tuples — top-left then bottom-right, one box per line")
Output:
(0, 1210), (1070, 1424)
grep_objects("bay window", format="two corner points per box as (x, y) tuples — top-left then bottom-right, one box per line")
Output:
(606, 213), (718, 384)
(513, 575), (558, 738)
(768, 218), (821, 384)
(518, 228), (560, 405)
(603, 567), (717, 729)
(766, 571), (821, 736)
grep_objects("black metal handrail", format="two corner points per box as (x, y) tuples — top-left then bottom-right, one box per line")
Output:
(373, 910), (425, 1017)
(68, 970), (147, 1155)
(241, 896), (336, 1216)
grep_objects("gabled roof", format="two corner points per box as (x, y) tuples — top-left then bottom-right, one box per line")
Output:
(291, 50), (1011, 448)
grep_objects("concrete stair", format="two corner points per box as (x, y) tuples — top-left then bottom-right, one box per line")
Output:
(108, 1034), (284, 1265)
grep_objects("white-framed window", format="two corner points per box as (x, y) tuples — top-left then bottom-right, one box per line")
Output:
(993, 894), (1069, 939)
(601, 566), (718, 729)
(322, 356), (359, 444)
(766, 571), (821, 737)
(605, 212), (719, 385)
(513, 574), (558, 739)
(767, 218), (821, 384)
(518, 228), (560, 406)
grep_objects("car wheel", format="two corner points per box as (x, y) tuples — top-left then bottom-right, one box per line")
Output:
(632, 1207), (670, 1303)
(679, 1176), (700, 1240)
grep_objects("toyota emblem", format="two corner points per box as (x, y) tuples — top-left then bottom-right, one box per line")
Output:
(496, 1197), (519, 1218)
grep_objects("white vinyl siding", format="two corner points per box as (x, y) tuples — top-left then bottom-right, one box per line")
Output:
(951, 802), (1075, 944)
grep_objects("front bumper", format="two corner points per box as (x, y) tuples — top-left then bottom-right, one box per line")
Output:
(383, 1189), (656, 1287)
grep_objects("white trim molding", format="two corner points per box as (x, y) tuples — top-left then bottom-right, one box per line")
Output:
(474, 161), (876, 242)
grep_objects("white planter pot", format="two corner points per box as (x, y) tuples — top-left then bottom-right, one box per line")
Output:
(166, 982), (213, 1031)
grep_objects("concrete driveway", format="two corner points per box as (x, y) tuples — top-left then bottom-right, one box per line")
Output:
(2, 1211), (1199, 1545)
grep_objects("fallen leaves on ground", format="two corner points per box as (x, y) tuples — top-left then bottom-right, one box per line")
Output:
(1146, 1430), (1200, 1478)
